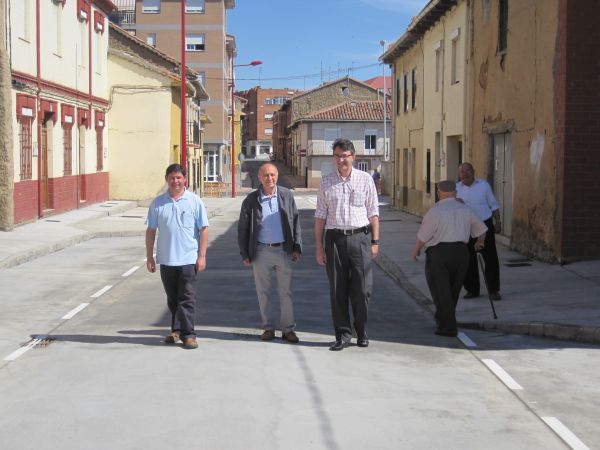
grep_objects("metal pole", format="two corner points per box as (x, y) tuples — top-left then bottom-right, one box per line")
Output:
(380, 40), (387, 161)
(231, 54), (236, 198)
(181, 0), (187, 171)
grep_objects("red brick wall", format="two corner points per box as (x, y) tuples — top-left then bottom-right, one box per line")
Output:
(558, 0), (600, 261)
(82, 171), (109, 204)
(48, 175), (78, 214)
(14, 180), (39, 225)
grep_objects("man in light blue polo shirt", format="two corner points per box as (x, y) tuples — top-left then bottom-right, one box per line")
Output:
(146, 164), (209, 349)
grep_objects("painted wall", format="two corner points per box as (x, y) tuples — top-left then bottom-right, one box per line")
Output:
(470, 0), (560, 260)
(107, 56), (174, 201)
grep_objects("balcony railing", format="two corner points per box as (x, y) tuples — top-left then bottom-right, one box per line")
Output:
(109, 10), (135, 27)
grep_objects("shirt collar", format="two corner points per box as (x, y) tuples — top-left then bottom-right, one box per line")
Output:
(260, 186), (278, 200)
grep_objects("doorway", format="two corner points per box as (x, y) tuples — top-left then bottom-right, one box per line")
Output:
(489, 132), (512, 237)
(40, 123), (49, 210)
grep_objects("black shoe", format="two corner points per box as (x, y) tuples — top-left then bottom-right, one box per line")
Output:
(435, 329), (458, 337)
(463, 291), (479, 299)
(489, 291), (502, 301)
(329, 340), (350, 351)
(357, 338), (369, 348)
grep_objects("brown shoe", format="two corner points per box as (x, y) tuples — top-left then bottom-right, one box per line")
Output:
(261, 329), (275, 341)
(164, 331), (180, 344)
(182, 337), (198, 349)
(282, 331), (299, 343)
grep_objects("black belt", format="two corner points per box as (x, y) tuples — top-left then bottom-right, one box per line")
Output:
(330, 226), (370, 236)
(258, 242), (283, 247)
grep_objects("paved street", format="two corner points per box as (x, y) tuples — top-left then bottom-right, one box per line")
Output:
(0, 193), (597, 449)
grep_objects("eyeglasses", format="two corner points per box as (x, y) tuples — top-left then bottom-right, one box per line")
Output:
(333, 153), (353, 159)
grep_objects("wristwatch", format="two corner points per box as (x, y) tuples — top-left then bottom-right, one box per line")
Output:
(371, 239), (379, 245)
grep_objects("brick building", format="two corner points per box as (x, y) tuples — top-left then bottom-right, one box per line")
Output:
(383, 0), (600, 262)
(239, 87), (298, 160)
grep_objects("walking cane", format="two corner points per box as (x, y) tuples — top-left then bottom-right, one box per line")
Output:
(477, 252), (498, 319)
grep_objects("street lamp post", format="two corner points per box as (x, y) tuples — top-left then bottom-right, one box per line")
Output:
(230, 59), (262, 198)
(181, 0), (187, 171)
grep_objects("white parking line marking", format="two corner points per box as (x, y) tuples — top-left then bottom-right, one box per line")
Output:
(482, 359), (523, 390)
(458, 332), (477, 347)
(91, 285), (113, 298)
(62, 303), (90, 319)
(542, 417), (590, 450)
(122, 266), (140, 277)
(3, 336), (47, 361)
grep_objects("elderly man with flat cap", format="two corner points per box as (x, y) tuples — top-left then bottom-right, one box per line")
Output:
(411, 180), (488, 337)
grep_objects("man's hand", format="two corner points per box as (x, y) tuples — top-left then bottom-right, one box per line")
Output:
(371, 244), (379, 259)
(242, 258), (252, 267)
(291, 252), (301, 262)
(146, 255), (156, 273)
(411, 247), (420, 261)
(316, 247), (327, 266)
(494, 221), (502, 234)
(195, 256), (206, 273)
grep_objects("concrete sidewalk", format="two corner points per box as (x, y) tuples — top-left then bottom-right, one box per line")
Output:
(1, 194), (599, 344)
(0, 198), (224, 270)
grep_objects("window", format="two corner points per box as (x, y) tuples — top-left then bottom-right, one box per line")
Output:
(19, 119), (33, 180)
(411, 148), (416, 188)
(54, 1), (63, 56)
(364, 130), (377, 154)
(434, 42), (443, 92)
(96, 128), (103, 171)
(264, 97), (288, 105)
(426, 149), (431, 194)
(264, 128), (273, 135)
(185, 34), (205, 52)
(357, 161), (369, 172)
(403, 73), (408, 112)
(142, 0), (160, 13)
(264, 113), (273, 120)
(186, 0), (205, 13)
(146, 33), (156, 47)
(411, 68), (417, 109)
(396, 78), (401, 115)
(63, 127), (73, 175)
(95, 31), (103, 75)
(79, 21), (87, 66)
(451, 29), (460, 84)
(22, 0), (32, 41)
(498, 0), (508, 53)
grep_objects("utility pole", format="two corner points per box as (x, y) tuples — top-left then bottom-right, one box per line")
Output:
(0, 0), (15, 230)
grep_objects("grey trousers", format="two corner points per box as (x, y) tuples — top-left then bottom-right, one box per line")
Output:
(252, 245), (295, 332)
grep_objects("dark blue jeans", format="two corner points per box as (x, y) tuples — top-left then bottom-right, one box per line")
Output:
(160, 264), (197, 339)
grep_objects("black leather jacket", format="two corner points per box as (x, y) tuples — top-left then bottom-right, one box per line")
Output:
(237, 186), (302, 261)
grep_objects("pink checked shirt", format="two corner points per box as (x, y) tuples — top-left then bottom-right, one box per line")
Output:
(315, 168), (379, 229)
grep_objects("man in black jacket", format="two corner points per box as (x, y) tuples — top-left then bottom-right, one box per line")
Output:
(238, 163), (302, 343)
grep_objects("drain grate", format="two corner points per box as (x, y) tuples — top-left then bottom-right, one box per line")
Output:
(121, 215), (145, 218)
(505, 262), (532, 267)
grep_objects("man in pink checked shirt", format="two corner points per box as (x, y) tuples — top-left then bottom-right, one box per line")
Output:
(314, 138), (380, 351)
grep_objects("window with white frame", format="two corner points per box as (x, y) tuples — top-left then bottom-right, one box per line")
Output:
(53, 1), (63, 56)
(146, 33), (156, 47)
(357, 161), (369, 172)
(411, 68), (417, 109)
(264, 113), (273, 120)
(451, 28), (461, 84)
(185, 34), (205, 52)
(264, 128), (273, 135)
(142, 0), (160, 13)
(364, 129), (377, 154)
(186, 0), (205, 13)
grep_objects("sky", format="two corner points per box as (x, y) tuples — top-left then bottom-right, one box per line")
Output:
(228, 0), (430, 92)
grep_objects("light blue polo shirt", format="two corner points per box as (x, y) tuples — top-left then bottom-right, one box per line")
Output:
(257, 187), (285, 244)
(146, 190), (209, 266)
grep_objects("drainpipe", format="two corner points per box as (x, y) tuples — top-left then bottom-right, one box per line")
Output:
(35, 0), (41, 217)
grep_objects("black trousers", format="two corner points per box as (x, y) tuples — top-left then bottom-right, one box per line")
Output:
(160, 264), (197, 339)
(425, 242), (469, 334)
(464, 218), (500, 294)
(325, 230), (372, 342)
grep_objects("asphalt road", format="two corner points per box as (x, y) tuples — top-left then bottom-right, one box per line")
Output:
(0, 193), (596, 449)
